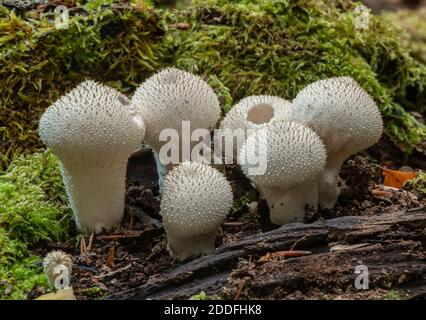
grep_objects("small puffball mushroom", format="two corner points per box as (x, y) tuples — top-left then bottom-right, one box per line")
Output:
(39, 80), (145, 233)
(292, 77), (383, 209)
(239, 121), (326, 225)
(219, 95), (293, 161)
(160, 162), (233, 260)
(43, 250), (73, 287)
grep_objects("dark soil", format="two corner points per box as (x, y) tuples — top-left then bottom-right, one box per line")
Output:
(36, 136), (425, 300)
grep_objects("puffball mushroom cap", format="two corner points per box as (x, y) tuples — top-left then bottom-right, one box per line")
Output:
(238, 121), (326, 225)
(239, 120), (326, 188)
(219, 95), (293, 159)
(221, 95), (293, 131)
(39, 80), (144, 157)
(131, 67), (220, 153)
(292, 76), (383, 155)
(160, 162), (233, 260)
(38, 80), (145, 233)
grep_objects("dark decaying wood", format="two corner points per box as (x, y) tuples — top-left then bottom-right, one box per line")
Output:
(106, 207), (426, 300)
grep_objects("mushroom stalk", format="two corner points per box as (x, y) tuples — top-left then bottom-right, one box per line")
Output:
(261, 179), (319, 225)
(153, 151), (166, 192)
(317, 150), (348, 209)
(166, 231), (217, 261)
(59, 158), (128, 233)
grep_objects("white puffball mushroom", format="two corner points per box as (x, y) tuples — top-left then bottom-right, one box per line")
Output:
(219, 95), (293, 161)
(239, 121), (326, 225)
(292, 76), (383, 209)
(39, 80), (145, 233)
(43, 250), (73, 287)
(131, 67), (220, 163)
(160, 162), (233, 260)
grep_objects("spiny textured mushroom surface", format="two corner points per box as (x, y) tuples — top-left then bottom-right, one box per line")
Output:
(291, 76), (383, 209)
(131, 67), (220, 153)
(38, 80), (145, 233)
(291, 76), (383, 155)
(160, 162), (233, 260)
(39, 80), (144, 156)
(43, 250), (73, 286)
(238, 120), (327, 225)
(221, 95), (293, 131)
(239, 121), (326, 188)
(161, 162), (233, 238)
(219, 96), (293, 160)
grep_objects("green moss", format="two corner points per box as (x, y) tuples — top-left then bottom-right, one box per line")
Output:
(0, 150), (70, 299)
(384, 8), (426, 65)
(405, 171), (426, 195)
(189, 290), (222, 300)
(0, 256), (48, 300)
(78, 286), (106, 298)
(386, 290), (401, 300)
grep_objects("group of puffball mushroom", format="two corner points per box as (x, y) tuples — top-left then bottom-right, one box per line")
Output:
(38, 67), (383, 261)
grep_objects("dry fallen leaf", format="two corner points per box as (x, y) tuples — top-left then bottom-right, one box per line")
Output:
(371, 188), (393, 198)
(382, 168), (418, 189)
(79, 235), (87, 255)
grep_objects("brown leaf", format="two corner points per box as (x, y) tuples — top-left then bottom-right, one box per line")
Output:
(383, 168), (418, 189)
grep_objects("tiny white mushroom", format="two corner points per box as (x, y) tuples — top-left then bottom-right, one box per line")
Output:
(43, 250), (73, 287)
(160, 162), (233, 260)
(219, 95), (293, 162)
(292, 77), (383, 209)
(239, 121), (326, 225)
(39, 80), (145, 233)
(131, 68), (221, 187)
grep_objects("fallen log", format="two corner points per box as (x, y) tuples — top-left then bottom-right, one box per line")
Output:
(106, 207), (426, 300)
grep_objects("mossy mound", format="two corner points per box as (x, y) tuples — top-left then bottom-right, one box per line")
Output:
(1, 0), (426, 170)
(384, 8), (426, 65)
(0, 150), (71, 299)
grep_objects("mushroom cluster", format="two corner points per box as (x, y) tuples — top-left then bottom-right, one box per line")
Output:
(38, 69), (382, 261)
